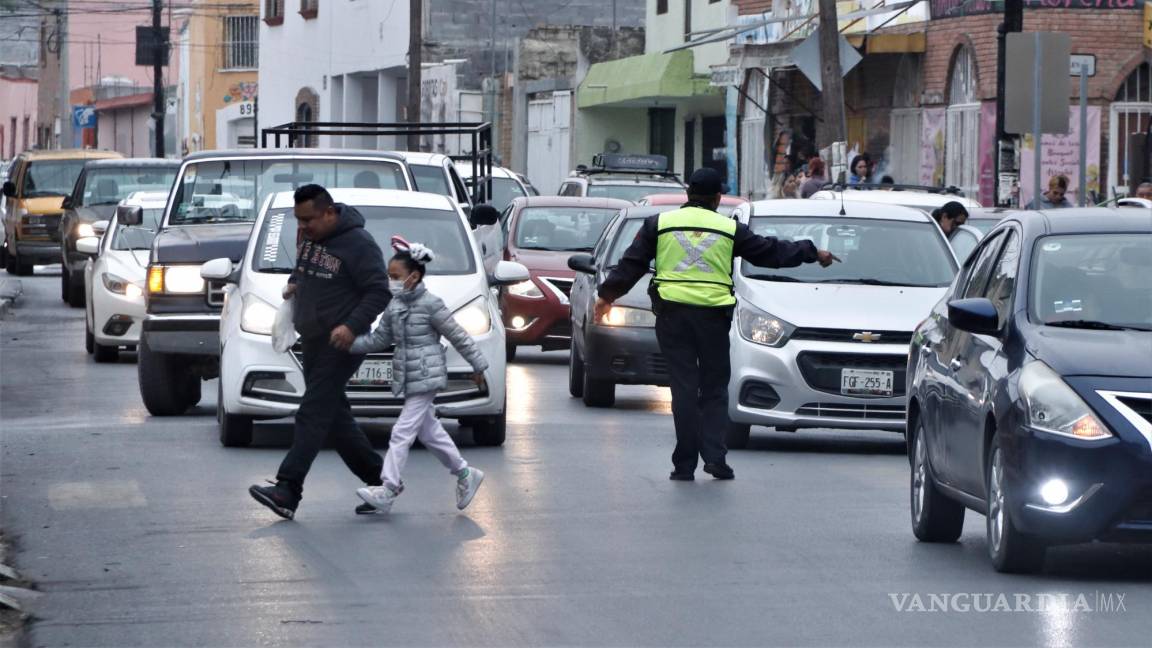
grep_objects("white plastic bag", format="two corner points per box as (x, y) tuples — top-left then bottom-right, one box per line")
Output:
(271, 297), (299, 353)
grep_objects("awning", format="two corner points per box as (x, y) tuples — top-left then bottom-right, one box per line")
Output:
(577, 50), (718, 109)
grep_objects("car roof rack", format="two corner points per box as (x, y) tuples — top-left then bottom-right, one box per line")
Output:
(574, 153), (682, 181)
(260, 121), (495, 205)
(820, 182), (967, 197)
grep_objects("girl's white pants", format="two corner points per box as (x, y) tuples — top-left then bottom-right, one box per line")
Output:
(382, 390), (467, 490)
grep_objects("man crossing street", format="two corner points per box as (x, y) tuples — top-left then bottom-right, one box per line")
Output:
(595, 169), (839, 480)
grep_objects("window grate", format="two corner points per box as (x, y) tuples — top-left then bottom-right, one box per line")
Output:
(223, 15), (259, 70)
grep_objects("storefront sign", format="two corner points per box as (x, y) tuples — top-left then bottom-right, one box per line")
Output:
(919, 108), (947, 187)
(931, 0), (1140, 18)
(1069, 54), (1096, 76)
(710, 66), (741, 87)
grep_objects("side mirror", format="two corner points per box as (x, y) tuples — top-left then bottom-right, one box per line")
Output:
(61, 196), (74, 210)
(567, 253), (597, 275)
(470, 204), (500, 227)
(92, 220), (110, 235)
(947, 298), (999, 335)
(116, 204), (143, 226)
(76, 237), (100, 256)
(2, 181), (15, 198)
(200, 257), (236, 283)
(492, 260), (530, 285)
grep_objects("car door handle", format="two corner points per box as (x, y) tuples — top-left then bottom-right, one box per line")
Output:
(949, 358), (963, 372)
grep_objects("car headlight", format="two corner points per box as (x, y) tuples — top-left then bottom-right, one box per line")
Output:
(736, 302), (794, 347)
(101, 272), (143, 299)
(454, 297), (491, 336)
(76, 222), (96, 238)
(1019, 361), (1112, 441)
(147, 264), (206, 294)
(507, 279), (544, 299)
(601, 305), (656, 328)
(241, 293), (277, 335)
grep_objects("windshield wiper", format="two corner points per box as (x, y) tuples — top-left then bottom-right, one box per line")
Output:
(87, 200), (120, 206)
(744, 273), (804, 282)
(1045, 319), (1151, 331)
(258, 267), (294, 274)
(818, 278), (941, 288)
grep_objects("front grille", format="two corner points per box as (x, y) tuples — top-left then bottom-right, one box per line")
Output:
(796, 351), (907, 397)
(540, 277), (574, 301)
(206, 281), (226, 307)
(795, 402), (905, 420)
(19, 213), (62, 241)
(791, 328), (913, 345)
(648, 354), (667, 376)
(1117, 395), (1152, 425)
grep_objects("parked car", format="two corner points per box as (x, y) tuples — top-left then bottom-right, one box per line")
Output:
(636, 192), (748, 216)
(907, 208), (1152, 573)
(454, 162), (537, 212)
(2, 149), (123, 275)
(559, 154), (684, 203)
(395, 152), (475, 214)
(497, 196), (630, 360)
(137, 149), (415, 417)
(205, 188), (528, 447)
(725, 199), (960, 448)
(965, 207), (1011, 235)
(567, 206), (677, 407)
(809, 186), (982, 213)
(77, 192), (168, 362)
(59, 158), (179, 307)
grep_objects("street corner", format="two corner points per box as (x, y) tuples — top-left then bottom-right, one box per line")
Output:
(0, 279), (22, 320)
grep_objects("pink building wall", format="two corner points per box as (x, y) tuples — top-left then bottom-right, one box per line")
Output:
(67, 6), (163, 90)
(0, 76), (37, 159)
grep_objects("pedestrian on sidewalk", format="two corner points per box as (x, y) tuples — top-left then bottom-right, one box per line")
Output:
(353, 237), (488, 515)
(1026, 174), (1073, 209)
(249, 184), (391, 520)
(799, 157), (827, 198)
(594, 168), (840, 481)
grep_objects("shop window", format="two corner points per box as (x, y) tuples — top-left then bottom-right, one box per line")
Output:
(1109, 63), (1151, 197)
(945, 46), (979, 196)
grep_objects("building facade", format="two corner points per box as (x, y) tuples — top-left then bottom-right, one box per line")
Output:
(181, 0), (260, 153)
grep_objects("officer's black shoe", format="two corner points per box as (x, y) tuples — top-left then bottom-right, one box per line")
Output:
(703, 463), (735, 480)
(355, 502), (381, 515)
(249, 481), (299, 520)
(669, 471), (695, 481)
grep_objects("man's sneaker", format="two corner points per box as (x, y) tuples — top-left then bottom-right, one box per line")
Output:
(703, 463), (735, 480)
(249, 482), (299, 520)
(669, 471), (695, 481)
(456, 467), (484, 510)
(356, 485), (400, 514)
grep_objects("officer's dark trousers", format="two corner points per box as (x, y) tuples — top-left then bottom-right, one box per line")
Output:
(654, 303), (733, 473)
(276, 336), (384, 497)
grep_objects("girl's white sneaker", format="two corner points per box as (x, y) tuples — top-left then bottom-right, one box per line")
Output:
(356, 485), (399, 514)
(456, 467), (484, 510)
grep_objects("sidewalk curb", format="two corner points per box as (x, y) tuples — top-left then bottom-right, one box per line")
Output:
(0, 279), (22, 320)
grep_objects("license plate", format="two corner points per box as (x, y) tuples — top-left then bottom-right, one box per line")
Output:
(350, 359), (393, 385)
(840, 368), (894, 396)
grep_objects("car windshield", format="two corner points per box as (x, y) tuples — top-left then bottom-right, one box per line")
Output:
(252, 205), (475, 275)
(514, 207), (619, 252)
(1029, 233), (1152, 330)
(742, 217), (957, 287)
(411, 165), (451, 197)
(606, 218), (646, 267)
(168, 158), (408, 225)
(22, 160), (88, 197)
(81, 167), (177, 206)
(588, 183), (680, 203)
(111, 208), (164, 251)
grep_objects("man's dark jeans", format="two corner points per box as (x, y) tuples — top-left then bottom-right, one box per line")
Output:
(276, 336), (384, 497)
(654, 303), (733, 473)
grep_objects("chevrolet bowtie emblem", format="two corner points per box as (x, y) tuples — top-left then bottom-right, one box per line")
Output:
(853, 331), (882, 343)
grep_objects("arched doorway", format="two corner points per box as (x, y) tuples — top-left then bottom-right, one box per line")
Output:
(294, 87), (319, 148)
(945, 46), (979, 196)
(1108, 62), (1151, 197)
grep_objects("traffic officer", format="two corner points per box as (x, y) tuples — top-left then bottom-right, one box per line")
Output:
(594, 168), (839, 481)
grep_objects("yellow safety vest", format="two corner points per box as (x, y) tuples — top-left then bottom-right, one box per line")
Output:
(654, 206), (737, 307)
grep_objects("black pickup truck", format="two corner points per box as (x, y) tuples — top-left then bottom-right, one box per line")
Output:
(137, 150), (415, 415)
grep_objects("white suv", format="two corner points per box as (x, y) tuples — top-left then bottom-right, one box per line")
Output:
(203, 188), (529, 448)
(726, 199), (960, 448)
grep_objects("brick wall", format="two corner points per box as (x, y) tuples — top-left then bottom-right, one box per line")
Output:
(736, 0), (773, 15)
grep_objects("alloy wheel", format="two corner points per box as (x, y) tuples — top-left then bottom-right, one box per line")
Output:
(988, 448), (1005, 555)
(913, 432), (928, 524)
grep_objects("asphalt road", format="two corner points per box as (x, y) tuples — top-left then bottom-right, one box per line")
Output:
(2, 271), (1151, 647)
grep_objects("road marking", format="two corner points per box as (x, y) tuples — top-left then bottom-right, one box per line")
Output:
(48, 480), (147, 511)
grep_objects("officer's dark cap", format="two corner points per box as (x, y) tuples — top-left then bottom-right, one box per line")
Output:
(687, 168), (729, 196)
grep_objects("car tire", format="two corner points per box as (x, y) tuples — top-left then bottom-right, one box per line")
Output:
(505, 343), (517, 363)
(65, 269), (85, 307)
(60, 267), (69, 302)
(910, 419), (965, 542)
(470, 413), (507, 447)
(568, 337), (585, 398)
(986, 436), (1047, 573)
(85, 310), (94, 355)
(138, 337), (196, 416)
(582, 370), (615, 408)
(6, 247), (31, 276)
(93, 341), (119, 363)
(726, 422), (752, 450)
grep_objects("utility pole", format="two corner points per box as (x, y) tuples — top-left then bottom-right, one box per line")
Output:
(56, 2), (71, 149)
(151, 0), (165, 157)
(406, 0), (422, 151)
(993, 0), (1024, 205)
(816, 0), (846, 150)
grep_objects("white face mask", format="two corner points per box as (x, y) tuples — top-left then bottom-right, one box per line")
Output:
(389, 273), (413, 296)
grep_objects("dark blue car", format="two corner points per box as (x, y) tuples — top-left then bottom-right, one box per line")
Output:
(906, 207), (1152, 572)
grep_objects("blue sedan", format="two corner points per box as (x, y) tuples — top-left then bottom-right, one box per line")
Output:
(906, 207), (1152, 572)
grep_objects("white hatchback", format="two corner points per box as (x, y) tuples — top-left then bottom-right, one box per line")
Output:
(204, 188), (529, 448)
(79, 191), (169, 362)
(726, 199), (959, 448)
